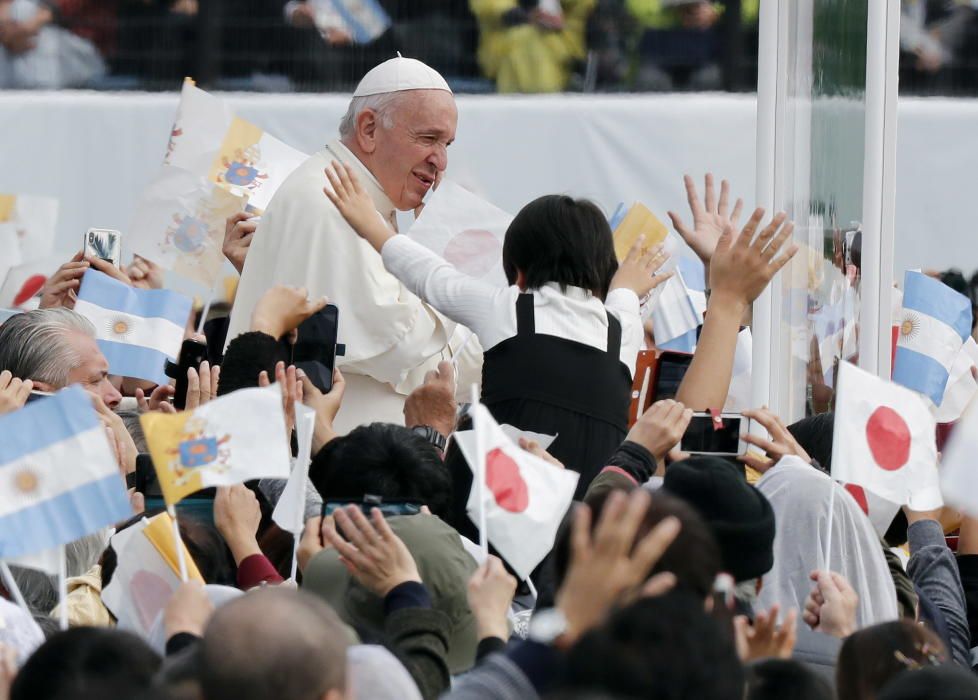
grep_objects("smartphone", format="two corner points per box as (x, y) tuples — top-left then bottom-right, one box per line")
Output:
(164, 339), (209, 410)
(628, 350), (693, 427)
(680, 412), (750, 456)
(291, 304), (340, 393)
(135, 453), (216, 521)
(321, 498), (422, 519)
(84, 228), (122, 268)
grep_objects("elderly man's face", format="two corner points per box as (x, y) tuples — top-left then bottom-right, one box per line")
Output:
(371, 90), (457, 211)
(64, 332), (122, 409)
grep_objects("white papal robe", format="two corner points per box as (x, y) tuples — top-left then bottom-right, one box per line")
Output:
(225, 140), (482, 433)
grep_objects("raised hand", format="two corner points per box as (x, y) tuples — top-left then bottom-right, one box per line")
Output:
(39, 252), (89, 309)
(709, 209), (797, 312)
(223, 212), (258, 274)
(259, 361), (302, 436)
(556, 490), (680, 647)
(298, 366), (345, 451)
(803, 570), (858, 638)
(0, 370), (32, 415)
(164, 581), (214, 639)
(467, 556), (518, 641)
(214, 484), (263, 566)
(135, 384), (176, 413)
(403, 360), (457, 440)
(250, 285), (328, 341)
(185, 360), (220, 411)
(626, 399), (694, 465)
(609, 237), (673, 299)
(667, 173), (744, 269)
(734, 604), (798, 661)
(323, 160), (395, 253)
(740, 406), (811, 473)
(126, 255), (165, 290)
(323, 505), (422, 597)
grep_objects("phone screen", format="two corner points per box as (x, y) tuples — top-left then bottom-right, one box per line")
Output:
(84, 229), (122, 267)
(653, 353), (693, 402)
(292, 305), (339, 393)
(680, 415), (744, 455)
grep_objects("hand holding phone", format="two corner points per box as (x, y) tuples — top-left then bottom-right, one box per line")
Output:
(291, 304), (341, 393)
(164, 339), (209, 410)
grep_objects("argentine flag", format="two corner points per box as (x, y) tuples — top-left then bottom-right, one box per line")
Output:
(0, 387), (132, 559)
(74, 270), (192, 385)
(893, 270), (973, 406)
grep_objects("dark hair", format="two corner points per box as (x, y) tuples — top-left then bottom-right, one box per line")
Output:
(877, 664), (978, 700)
(309, 422), (453, 520)
(560, 592), (744, 699)
(502, 194), (619, 299)
(553, 490), (722, 599)
(836, 620), (947, 700)
(11, 628), (161, 700)
(746, 659), (833, 700)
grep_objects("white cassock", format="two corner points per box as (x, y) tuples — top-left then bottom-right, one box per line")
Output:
(226, 139), (482, 433)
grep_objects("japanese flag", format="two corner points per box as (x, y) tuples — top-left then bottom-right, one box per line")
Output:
(455, 404), (578, 579)
(832, 362), (941, 510)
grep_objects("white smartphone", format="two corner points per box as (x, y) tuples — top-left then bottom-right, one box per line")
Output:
(84, 228), (122, 268)
(680, 412), (751, 457)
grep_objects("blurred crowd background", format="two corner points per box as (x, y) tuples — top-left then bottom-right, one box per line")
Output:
(1, 0), (977, 95)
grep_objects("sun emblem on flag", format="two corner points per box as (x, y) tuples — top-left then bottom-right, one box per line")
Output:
(13, 467), (40, 495)
(106, 315), (135, 341)
(900, 311), (921, 342)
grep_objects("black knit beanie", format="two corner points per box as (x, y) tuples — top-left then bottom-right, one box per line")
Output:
(663, 456), (775, 583)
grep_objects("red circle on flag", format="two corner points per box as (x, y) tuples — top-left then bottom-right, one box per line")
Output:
(844, 483), (869, 515)
(13, 274), (46, 307)
(865, 406), (911, 471)
(486, 448), (529, 513)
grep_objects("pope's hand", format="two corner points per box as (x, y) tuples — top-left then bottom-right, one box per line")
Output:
(323, 160), (396, 253)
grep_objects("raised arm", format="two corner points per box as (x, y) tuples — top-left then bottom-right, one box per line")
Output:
(675, 209), (796, 410)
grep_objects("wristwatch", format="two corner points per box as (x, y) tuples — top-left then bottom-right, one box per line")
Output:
(410, 425), (447, 452)
(527, 608), (568, 645)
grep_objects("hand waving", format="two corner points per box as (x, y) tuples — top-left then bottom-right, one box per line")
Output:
(609, 237), (673, 298)
(667, 173), (744, 268)
(323, 160), (396, 252)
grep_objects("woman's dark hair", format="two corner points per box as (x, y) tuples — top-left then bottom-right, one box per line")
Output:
(502, 194), (619, 299)
(836, 620), (947, 700)
(746, 659), (833, 700)
(553, 490), (722, 599)
(560, 592), (744, 700)
(11, 627), (161, 700)
(877, 664), (978, 700)
(309, 422), (453, 520)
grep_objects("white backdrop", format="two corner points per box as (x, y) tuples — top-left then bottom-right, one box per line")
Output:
(0, 90), (974, 279)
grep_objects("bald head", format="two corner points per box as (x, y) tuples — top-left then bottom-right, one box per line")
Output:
(199, 588), (350, 700)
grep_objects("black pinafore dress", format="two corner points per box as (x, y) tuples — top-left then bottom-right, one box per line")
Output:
(480, 293), (633, 498)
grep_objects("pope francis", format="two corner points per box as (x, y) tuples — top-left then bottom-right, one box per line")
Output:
(225, 56), (480, 433)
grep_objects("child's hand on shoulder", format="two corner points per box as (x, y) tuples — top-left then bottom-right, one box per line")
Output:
(323, 160), (395, 252)
(609, 237), (673, 299)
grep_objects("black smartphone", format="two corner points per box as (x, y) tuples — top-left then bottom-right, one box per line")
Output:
(135, 453), (216, 521)
(164, 339), (209, 410)
(321, 497), (422, 519)
(680, 413), (749, 456)
(651, 351), (693, 403)
(291, 305), (340, 393)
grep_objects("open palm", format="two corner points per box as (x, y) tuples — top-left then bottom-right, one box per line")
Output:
(668, 173), (743, 267)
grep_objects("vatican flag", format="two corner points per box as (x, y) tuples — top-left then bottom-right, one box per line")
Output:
(140, 386), (292, 505)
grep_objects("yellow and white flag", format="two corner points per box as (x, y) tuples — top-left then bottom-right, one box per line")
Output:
(208, 117), (308, 212)
(140, 386), (292, 505)
(165, 78), (235, 175)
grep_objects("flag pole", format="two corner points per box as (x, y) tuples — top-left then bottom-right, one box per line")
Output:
(167, 505), (189, 582)
(471, 385), (489, 558)
(0, 561), (30, 615)
(824, 479), (837, 572)
(195, 282), (218, 335)
(58, 545), (68, 630)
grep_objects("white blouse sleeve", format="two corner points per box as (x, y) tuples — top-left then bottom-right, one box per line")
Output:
(605, 287), (644, 376)
(381, 235), (513, 345)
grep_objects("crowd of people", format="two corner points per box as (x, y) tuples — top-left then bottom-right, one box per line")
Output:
(1, 54), (978, 700)
(1, 0), (977, 93)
